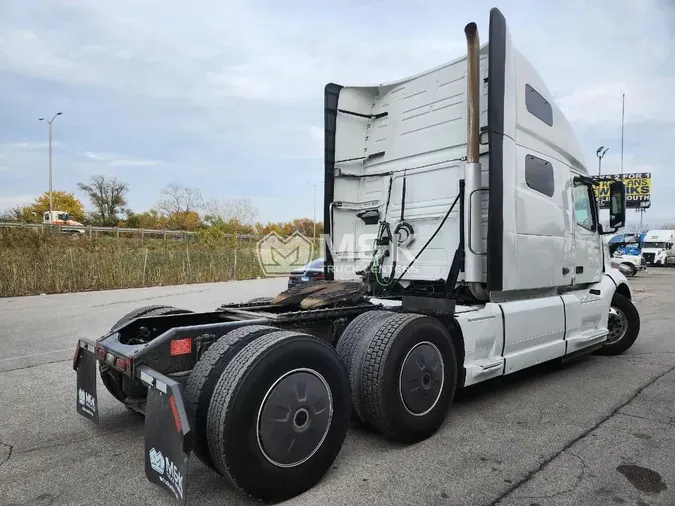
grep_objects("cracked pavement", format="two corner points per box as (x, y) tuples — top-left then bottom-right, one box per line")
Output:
(1, 272), (675, 505)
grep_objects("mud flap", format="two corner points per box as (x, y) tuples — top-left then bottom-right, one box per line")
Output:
(74, 339), (99, 424)
(138, 366), (194, 506)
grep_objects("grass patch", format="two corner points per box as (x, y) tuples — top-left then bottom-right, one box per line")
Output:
(0, 229), (322, 297)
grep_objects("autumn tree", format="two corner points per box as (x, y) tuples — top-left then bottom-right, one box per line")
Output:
(31, 191), (86, 223)
(203, 197), (258, 226)
(167, 210), (201, 231)
(0, 205), (33, 223)
(156, 183), (204, 230)
(77, 175), (129, 226)
(0, 191), (86, 224)
(255, 219), (323, 238)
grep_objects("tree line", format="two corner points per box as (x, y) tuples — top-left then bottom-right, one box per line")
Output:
(1, 174), (324, 237)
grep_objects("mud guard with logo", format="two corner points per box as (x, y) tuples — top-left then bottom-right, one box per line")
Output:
(74, 339), (99, 424)
(139, 366), (194, 506)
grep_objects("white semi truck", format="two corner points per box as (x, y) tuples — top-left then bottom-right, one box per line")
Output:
(42, 210), (85, 235)
(641, 229), (675, 266)
(72, 8), (638, 506)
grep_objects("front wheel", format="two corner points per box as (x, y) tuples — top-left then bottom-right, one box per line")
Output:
(595, 293), (640, 356)
(621, 263), (637, 276)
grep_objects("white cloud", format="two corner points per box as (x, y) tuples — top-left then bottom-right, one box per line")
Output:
(109, 159), (163, 167)
(82, 150), (164, 167)
(83, 151), (105, 161)
(5, 141), (61, 150)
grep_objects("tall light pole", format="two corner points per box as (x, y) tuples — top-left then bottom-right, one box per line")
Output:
(307, 180), (323, 240)
(620, 93), (625, 175)
(596, 146), (609, 176)
(38, 112), (63, 216)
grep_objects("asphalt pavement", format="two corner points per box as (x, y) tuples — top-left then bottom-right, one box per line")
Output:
(1, 271), (674, 506)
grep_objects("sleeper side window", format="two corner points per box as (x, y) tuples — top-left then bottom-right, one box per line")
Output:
(525, 154), (554, 197)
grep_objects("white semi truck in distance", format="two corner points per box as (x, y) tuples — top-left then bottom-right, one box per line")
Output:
(641, 229), (675, 266)
(73, 8), (639, 506)
(42, 210), (85, 235)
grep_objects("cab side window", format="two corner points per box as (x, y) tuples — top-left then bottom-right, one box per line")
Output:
(573, 180), (597, 232)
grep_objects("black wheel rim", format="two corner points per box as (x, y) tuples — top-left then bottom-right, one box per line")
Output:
(399, 341), (444, 416)
(257, 368), (333, 468)
(607, 306), (628, 344)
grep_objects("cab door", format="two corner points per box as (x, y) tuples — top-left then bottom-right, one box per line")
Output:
(572, 177), (602, 285)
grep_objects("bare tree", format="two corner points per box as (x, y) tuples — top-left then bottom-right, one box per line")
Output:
(77, 175), (129, 226)
(156, 183), (204, 216)
(203, 197), (259, 225)
(0, 206), (29, 222)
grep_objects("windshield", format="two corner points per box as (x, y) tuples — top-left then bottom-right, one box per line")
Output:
(306, 258), (324, 269)
(644, 242), (667, 249)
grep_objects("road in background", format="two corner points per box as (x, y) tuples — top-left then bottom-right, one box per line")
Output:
(1, 271), (674, 505)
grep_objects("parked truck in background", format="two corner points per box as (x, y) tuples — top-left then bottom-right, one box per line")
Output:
(641, 229), (675, 266)
(42, 210), (85, 235)
(72, 8), (639, 506)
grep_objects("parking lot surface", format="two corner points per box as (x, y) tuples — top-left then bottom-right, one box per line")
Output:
(1, 271), (674, 506)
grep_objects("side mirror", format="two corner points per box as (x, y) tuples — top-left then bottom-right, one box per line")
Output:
(609, 180), (626, 229)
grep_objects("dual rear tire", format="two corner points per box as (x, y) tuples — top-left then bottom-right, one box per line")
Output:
(337, 311), (458, 443)
(185, 326), (351, 502)
(185, 309), (458, 502)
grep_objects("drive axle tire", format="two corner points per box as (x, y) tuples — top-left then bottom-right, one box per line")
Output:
(352, 313), (457, 443)
(110, 305), (173, 332)
(595, 293), (640, 356)
(335, 310), (394, 379)
(335, 310), (398, 424)
(101, 305), (193, 404)
(184, 324), (278, 470)
(206, 330), (350, 502)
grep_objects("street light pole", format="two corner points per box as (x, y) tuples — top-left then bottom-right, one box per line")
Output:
(38, 112), (63, 216)
(596, 146), (609, 176)
(313, 183), (317, 240)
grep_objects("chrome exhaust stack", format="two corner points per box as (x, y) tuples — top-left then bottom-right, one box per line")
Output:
(463, 21), (488, 299)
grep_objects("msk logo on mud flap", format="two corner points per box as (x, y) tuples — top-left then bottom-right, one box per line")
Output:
(78, 388), (96, 414)
(149, 447), (184, 499)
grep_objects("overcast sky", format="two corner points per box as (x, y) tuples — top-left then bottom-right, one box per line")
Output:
(1, 0), (673, 226)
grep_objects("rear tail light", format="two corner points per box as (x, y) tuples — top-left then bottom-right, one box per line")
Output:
(97, 347), (106, 359)
(115, 358), (126, 370)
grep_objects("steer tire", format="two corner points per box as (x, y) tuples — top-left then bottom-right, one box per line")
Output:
(100, 305), (193, 405)
(335, 310), (398, 424)
(621, 263), (637, 277)
(206, 330), (350, 502)
(594, 293), (640, 356)
(184, 324), (278, 470)
(352, 312), (457, 443)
